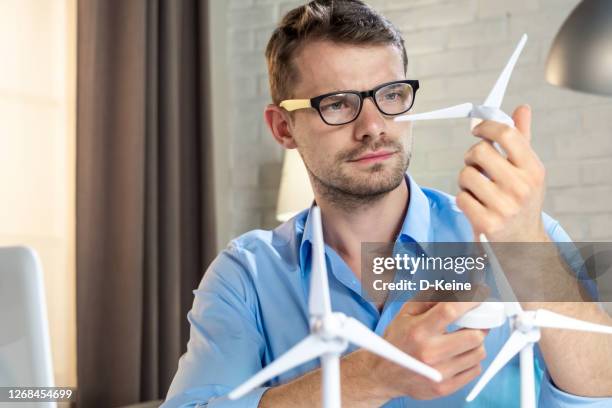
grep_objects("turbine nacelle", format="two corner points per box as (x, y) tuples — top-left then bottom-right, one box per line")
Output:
(470, 105), (514, 127)
(512, 315), (541, 339)
(311, 312), (347, 339)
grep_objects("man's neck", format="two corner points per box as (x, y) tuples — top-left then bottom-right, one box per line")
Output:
(315, 177), (410, 275)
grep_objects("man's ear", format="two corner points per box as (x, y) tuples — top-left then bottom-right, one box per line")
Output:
(264, 104), (298, 149)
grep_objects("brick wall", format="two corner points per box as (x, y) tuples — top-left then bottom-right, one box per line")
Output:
(218, 0), (612, 243)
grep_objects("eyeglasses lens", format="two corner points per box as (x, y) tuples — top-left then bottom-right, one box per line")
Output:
(375, 83), (414, 115)
(318, 93), (361, 125)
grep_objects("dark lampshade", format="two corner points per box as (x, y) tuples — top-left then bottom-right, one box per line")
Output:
(545, 0), (612, 96)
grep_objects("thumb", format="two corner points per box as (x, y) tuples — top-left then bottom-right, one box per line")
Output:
(512, 104), (532, 141)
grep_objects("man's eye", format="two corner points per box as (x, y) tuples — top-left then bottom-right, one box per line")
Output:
(384, 92), (401, 101)
(321, 100), (346, 111)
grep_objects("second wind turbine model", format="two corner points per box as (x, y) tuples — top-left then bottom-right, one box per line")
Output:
(228, 206), (441, 408)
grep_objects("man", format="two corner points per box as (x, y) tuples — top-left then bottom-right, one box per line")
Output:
(163, 1), (612, 407)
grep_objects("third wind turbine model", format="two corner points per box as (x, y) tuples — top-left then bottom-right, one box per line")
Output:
(461, 234), (612, 408)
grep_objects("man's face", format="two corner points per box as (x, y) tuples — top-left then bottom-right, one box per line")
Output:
(288, 40), (413, 199)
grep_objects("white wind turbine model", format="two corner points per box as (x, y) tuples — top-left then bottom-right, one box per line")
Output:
(455, 233), (612, 408)
(395, 34), (529, 129)
(228, 206), (442, 407)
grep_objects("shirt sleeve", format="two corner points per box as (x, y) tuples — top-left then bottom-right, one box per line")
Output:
(542, 213), (571, 243)
(161, 243), (269, 408)
(539, 371), (612, 407)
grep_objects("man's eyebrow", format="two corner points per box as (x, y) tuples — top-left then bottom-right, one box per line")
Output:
(315, 86), (369, 95)
(310, 80), (407, 96)
(350, 80), (407, 91)
(317, 87), (348, 94)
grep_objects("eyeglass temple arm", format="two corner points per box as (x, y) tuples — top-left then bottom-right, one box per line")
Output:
(279, 99), (312, 111)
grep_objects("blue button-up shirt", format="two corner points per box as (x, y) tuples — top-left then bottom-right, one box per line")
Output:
(163, 174), (610, 407)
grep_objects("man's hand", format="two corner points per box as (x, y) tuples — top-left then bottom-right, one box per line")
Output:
(359, 300), (488, 401)
(456, 105), (549, 242)
(260, 297), (489, 408)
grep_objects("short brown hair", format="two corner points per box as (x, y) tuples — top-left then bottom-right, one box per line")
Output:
(265, 0), (408, 105)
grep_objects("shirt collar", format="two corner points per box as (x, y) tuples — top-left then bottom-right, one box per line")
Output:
(297, 205), (315, 274)
(398, 173), (432, 243)
(297, 173), (433, 272)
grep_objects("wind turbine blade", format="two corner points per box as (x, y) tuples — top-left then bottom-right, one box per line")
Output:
(533, 309), (612, 334)
(479, 234), (523, 317)
(229, 335), (330, 400)
(466, 330), (530, 402)
(341, 317), (442, 382)
(394, 103), (474, 122)
(484, 34), (528, 108)
(520, 343), (537, 408)
(309, 206), (332, 318)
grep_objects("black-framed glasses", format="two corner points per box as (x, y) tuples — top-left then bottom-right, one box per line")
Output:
(279, 79), (419, 126)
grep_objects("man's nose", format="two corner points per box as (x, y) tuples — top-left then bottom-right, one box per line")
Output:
(354, 97), (385, 142)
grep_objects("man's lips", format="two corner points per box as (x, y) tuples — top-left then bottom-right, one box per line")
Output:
(349, 150), (397, 163)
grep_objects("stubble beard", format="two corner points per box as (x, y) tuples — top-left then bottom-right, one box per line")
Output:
(304, 139), (411, 211)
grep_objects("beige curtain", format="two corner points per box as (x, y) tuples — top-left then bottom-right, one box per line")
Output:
(76, 0), (215, 406)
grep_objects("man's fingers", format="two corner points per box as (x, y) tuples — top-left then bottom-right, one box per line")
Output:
(425, 302), (483, 333)
(456, 190), (490, 235)
(429, 364), (483, 397)
(401, 300), (438, 316)
(458, 166), (507, 210)
(512, 104), (532, 141)
(444, 364), (483, 391)
(436, 342), (487, 379)
(471, 121), (530, 168)
(427, 329), (488, 363)
(464, 141), (515, 186)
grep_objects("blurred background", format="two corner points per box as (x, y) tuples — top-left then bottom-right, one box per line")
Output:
(1, 0), (611, 407)
(0, 0), (76, 395)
